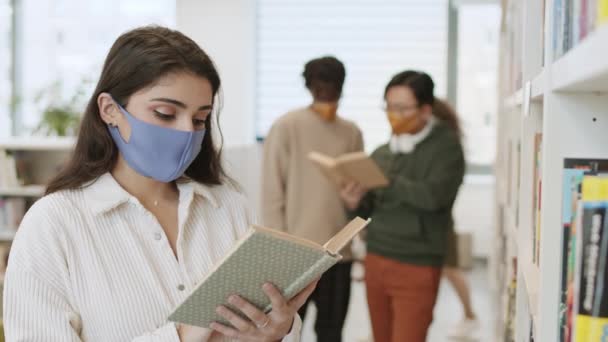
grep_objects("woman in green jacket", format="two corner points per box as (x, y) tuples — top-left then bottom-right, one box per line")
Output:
(341, 70), (465, 342)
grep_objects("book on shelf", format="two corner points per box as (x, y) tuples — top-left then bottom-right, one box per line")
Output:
(560, 165), (586, 342)
(564, 0), (573, 53)
(600, 0), (608, 24)
(573, 0), (584, 46)
(558, 158), (608, 341)
(573, 175), (608, 341)
(590, 201), (608, 339)
(0, 198), (26, 233)
(307, 151), (389, 189)
(0, 152), (19, 188)
(168, 217), (370, 328)
(589, 0), (599, 34)
(581, 0), (591, 41)
(554, 0), (565, 58)
(553, 0), (608, 60)
(568, 188), (586, 342)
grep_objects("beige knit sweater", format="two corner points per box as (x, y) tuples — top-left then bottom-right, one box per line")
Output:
(261, 107), (364, 260)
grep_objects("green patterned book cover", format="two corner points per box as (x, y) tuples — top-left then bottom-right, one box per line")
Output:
(168, 217), (370, 328)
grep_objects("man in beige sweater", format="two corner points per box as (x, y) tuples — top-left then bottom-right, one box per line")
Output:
(261, 56), (363, 342)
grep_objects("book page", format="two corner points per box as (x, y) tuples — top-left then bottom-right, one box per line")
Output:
(335, 151), (369, 163)
(323, 217), (371, 256)
(252, 225), (326, 252)
(308, 151), (337, 167)
(308, 152), (347, 187)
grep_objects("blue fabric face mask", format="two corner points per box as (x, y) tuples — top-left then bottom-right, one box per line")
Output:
(108, 104), (206, 183)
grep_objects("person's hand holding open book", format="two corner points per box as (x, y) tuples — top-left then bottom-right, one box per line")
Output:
(340, 181), (369, 210)
(167, 218), (370, 338)
(206, 279), (319, 341)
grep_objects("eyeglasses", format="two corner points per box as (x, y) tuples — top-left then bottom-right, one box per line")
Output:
(382, 103), (421, 116)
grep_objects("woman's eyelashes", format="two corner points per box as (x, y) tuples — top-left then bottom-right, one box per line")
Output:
(153, 110), (207, 129)
(153, 109), (175, 121)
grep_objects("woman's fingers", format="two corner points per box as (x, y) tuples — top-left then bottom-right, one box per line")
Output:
(215, 305), (253, 333)
(227, 294), (269, 328)
(262, 283), (289, 315)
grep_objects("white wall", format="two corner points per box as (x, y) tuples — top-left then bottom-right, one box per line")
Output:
(453, 175), (495, 258)
(176, 0), (257, 148)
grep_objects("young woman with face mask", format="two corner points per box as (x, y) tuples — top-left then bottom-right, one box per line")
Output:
(340, 70), (465, 342)
(2, 26), (316, 342)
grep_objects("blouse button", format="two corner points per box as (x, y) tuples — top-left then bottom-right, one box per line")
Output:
(177, 284), (185, 291)
(154, 232), (162, 241)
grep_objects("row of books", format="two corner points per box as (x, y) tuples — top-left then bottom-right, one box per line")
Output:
(558, 159), (608, 341)
(553, 0), (608, 60)
(0, 152), (19, 188)
(0, 198), (26, 232)
(503, 0), (608, 94)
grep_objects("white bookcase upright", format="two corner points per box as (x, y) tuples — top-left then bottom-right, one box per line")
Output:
(495, 0), (608, 341)
(0, 137), (75, 240)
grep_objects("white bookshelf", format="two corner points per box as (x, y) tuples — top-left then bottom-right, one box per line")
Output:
(552, 24), (608, 91)
(496, 1), (608, 341)
(0, 137), (74, 239)
(531, 69), (546, 100)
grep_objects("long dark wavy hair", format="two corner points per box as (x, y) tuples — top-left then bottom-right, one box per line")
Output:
(46, 26), (229, 195)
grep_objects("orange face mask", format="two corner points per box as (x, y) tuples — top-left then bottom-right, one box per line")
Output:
(311, 102), (338, 122)
(387, 112), (425, 135)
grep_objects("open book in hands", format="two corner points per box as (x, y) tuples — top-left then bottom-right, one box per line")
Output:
(168, 217), (371, 328)
(308, 151), (389, 189)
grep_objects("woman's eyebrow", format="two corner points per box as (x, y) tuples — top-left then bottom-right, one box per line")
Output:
(150, 98), (212, 111)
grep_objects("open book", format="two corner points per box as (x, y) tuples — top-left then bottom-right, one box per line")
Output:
(168, 217), (371, 328)
(308, 151), (389, 189)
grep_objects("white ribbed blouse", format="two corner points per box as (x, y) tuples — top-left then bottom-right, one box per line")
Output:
(2, 173), (301, 341)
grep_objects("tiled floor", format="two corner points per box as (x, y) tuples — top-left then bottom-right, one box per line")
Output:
(301, 262), (493, 342)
